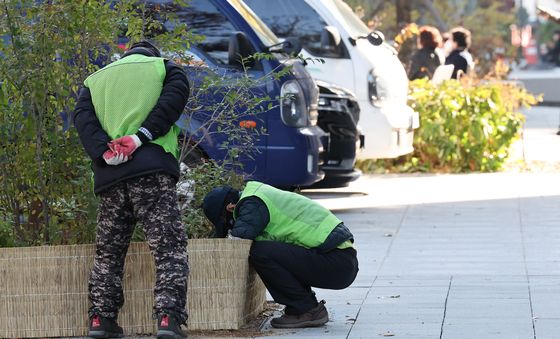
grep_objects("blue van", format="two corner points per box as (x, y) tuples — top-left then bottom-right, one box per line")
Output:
(147, 0), (326, 188)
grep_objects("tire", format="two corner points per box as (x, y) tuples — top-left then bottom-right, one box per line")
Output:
(180, 145), (208, 168)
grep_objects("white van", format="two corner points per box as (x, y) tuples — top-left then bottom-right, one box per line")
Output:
(243, 0), (419, 159)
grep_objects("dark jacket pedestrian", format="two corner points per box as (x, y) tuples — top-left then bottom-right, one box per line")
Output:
(445, 27), (473, 79)
(545, 31), (560, 65)
(446, 49), (468, 79)
(73, 41), (189, 339)
(202, 181), (359, 329)
(408, 25), (443, 80)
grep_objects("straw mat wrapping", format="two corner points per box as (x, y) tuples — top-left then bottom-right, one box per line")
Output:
(0, 239), (266, 338)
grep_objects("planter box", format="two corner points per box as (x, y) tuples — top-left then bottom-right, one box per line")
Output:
(0, 239), (266, 338)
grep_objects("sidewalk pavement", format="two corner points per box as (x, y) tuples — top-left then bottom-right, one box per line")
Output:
(509, 105), (560, 167)
(231, 105), (560, 339)
(264, 171), (560, 339)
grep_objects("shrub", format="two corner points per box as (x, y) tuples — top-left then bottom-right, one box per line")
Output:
(0, 1), (122, 246)
(0, 217), (15, 248)
(358, 77), (539, 173)
(0, 0), (280, 246)
(176, 162), (245, 239)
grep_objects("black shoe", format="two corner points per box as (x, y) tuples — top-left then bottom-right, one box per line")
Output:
(157, 313), (188, 339)
(88, 314), (124, 338)
(270, 300), (329, 328)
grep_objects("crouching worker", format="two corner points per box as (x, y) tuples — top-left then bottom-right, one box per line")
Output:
(202, 181), (359, 328)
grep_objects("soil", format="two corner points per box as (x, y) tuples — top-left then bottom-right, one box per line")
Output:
(187, 301), (284, 338)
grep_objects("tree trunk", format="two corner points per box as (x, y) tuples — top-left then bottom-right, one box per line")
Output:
(395, 0), (414, 67)
(33, 106), (50, 244)
(396, 0), (412, 30)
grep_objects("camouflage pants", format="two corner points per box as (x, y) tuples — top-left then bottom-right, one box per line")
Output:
(88, 173), (189, 324)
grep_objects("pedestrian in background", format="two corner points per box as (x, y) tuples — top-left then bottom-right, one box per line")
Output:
(445, 26), (474, 79)
(73, 40), (189, 339)
(408, 25), (444, 80)
(545, 30), (560, 66)
(202, 181), (359, 329)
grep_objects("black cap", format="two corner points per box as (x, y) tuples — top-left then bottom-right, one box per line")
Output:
(122, 40), (161, 58)
(202, 186), (234, 238)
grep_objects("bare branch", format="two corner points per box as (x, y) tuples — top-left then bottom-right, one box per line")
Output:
(421, 0), (448, 31)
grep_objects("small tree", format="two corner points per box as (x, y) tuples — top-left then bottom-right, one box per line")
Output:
(0, 1), (126, 245)
(175, 60), (295, 238)
(124, 2), (300, 238)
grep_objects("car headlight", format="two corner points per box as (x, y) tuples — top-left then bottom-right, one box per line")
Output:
(308, 106), (318, 126)
(367, 69), (387, 107)
(308, 83), (319, 127)
(280, 80), (307, 127)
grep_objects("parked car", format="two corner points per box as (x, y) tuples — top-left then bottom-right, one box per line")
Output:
(311, 80), (362, 188)
(146, 0), (327, 188)
(243, 0), (420, 159)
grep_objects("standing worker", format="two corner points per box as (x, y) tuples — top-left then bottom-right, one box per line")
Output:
(73, 41), (189, 339)
(202, 181), (359, 328)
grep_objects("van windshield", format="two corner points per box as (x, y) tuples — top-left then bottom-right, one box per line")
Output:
(228, 0), (280, 47)
(329, 0), (370, 38)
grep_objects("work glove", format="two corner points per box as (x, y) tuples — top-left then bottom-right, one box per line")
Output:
(102, 149), (129, 166)
(110, 134), (142, 158)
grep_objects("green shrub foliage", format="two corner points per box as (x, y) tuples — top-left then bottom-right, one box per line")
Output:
(0, 1), (277, 246)
(0, 1), (121, 246)
(358, 78), (538, 173)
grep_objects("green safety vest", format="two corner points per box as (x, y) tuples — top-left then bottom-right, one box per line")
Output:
(236, 181), (344, 249)
(84, 54), (179, 157)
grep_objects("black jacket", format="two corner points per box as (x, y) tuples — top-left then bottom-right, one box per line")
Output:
(445, 49), (468, 79)
(231, 196), (354, 252)
(408, 47), (442, 80)
(546, 40), (560, 65)
(73, 51), (189, 194)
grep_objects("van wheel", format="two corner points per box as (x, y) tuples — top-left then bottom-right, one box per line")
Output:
(181, 146), (208, 168)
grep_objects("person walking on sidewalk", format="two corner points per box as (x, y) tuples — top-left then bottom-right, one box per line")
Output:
(73, 41), (189, 339)
(202, 181), (359, 328)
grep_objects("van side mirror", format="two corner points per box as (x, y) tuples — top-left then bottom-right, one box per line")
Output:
(228, 31), (256, 68)
(281, 37), (302, 56)
(320, 26), (342, 52)
(348, 30), (385, 47)
(367, 31), (384, 46)
(265, 38), (302, 56)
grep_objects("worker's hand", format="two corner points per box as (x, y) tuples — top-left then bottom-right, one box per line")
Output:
(103, 149), (129, 166)
(110, 135), (142, 158)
